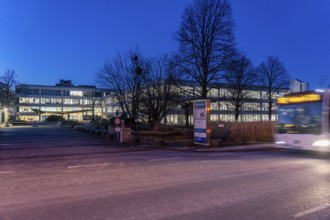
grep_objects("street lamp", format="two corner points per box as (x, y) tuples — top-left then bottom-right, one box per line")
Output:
(133, 55), (142, 143)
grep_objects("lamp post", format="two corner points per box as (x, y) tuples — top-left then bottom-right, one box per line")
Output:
(133, 55), (142, 142)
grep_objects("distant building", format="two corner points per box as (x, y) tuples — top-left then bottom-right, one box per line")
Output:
(103, 80), (289, 125)
(290, 79), (309, 93)
(164, 81), (289, 125)
(15, 79), (291, 124)
(16, 80), (110, 122)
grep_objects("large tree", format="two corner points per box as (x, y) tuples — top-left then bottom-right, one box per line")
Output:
(138, 55), (180, 129)
(175, 0), (235, 99)
(0, 69), (17, 108)
(223, 54), (257, 122)
(257, 56), (290, 120)
(96, 49), (144, 120)
(96, 51), (179, 129)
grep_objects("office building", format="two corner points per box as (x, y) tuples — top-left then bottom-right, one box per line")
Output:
(16, 80), (109, 122)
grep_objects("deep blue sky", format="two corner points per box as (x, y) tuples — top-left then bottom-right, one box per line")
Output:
(1, 0), (329, 89)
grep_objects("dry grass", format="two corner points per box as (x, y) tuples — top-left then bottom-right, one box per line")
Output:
(145, 121), (274, 144)
(211, 121), (274, 142)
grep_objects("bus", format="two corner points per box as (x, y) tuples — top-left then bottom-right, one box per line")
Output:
(275, 89), (330, 152)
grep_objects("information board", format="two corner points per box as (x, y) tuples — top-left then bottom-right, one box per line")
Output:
(193, 100), (210, 145)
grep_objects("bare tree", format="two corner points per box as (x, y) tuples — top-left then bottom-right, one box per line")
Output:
(257, 56), (290, 120)
(181, 101), (193, 127)
(0, 69), (17, 108)
(175, 0), (235, 99)
(139, 55), (180, 129)
(84, 90), (102, 122)
(96, 49), (143, 119)
(96, 51), (180, 129)
(223, 54), (257, 122)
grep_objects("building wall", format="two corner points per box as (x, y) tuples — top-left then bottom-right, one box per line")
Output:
(290, 79), (309, 93)
(15, 80), (289, 124)
(16, 80), (108, 122)
(165, 88), (285, 125)
(103, 83), (288, 125)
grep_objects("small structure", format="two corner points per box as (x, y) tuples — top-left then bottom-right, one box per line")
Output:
(290, 79), (309, 93)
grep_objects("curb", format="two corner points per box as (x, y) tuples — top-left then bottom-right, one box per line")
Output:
(164, 143), (276, 152)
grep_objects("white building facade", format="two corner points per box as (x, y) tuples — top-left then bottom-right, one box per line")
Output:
(16, 80), (109, 122)
(165, 85), (288, 125)
(15, 79), (290, 125)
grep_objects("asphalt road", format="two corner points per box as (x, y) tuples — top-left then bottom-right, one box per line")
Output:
(1, 125), (330, 220)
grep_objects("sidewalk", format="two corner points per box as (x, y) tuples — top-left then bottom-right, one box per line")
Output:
(176, 143), (276, 152)
(126, 140), (277, 152)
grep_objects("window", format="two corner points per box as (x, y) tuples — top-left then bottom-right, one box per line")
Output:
(219, 88), (229, 97)
(167, 115), (178, 124)
(219, 114), (235, 122)
(244, 90), (260, 99)
(41, 89), (61, 96)
(209, 88), (219, 97)
(63, 91), (70, 96)
(81, 99), (91, 105)
(211, 114), (219, 121)
(63, 99), (80, 105)
(70, 90), (83, 96)
(19, 106), (39, 112)
(18, 88), (39, 95)
(63, 107), (82, 112)
(19, 97), (39, 104)
(242, 103), (260, 111)
(219, 102), (233, 110)
(40, 98), (62, 104)
(210, 102), (218, 110)
(40, 107), (62, 112)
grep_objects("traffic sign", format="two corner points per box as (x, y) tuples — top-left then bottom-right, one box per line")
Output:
(115, 117), (120, 125)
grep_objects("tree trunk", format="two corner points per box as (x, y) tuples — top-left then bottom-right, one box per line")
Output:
(185, 111), (190, 127)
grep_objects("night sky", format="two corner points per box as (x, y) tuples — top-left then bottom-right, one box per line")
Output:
(1, 0), (329, 89)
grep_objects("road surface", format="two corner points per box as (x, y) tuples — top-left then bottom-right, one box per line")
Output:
(1, 126), (330, 219)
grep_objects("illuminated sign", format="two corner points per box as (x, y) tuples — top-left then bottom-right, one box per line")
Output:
(193, 100), (211, 146)
(277, 93), (321, 104)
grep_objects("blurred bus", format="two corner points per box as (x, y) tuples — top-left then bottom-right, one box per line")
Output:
(275, 89), (330, 151)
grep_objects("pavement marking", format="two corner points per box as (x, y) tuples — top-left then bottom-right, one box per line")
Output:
(0, 171), (14, 174)
(222, 169), (272, 178)
(94, 170), (117, 174)
(149, 157), (181, 162)
(294, 203), (330, 218)
(152, 162), (182, 168)
(16, 176), (56, 182)
(67, 163), (112, 169)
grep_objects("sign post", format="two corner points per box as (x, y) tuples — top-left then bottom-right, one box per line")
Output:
(193, 100), (211, 146)
(115, 117), (121, 142)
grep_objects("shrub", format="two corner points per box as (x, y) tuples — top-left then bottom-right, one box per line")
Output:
(46, 115), (64, 122)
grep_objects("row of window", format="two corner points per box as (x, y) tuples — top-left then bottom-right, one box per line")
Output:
(166, 114), (275, 124)
(209, 102), (270, 111)
(19, 113), (101, 122)
(18, 106), (103, 113)
(174, 87), (271, 99)
(17, 89), (97, 97)
(19, 98), (102, 105)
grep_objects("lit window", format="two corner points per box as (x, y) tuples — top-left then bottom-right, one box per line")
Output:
(70, 91), (83, 96)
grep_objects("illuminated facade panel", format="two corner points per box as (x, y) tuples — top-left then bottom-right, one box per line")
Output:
(16, 80), (110, 122)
